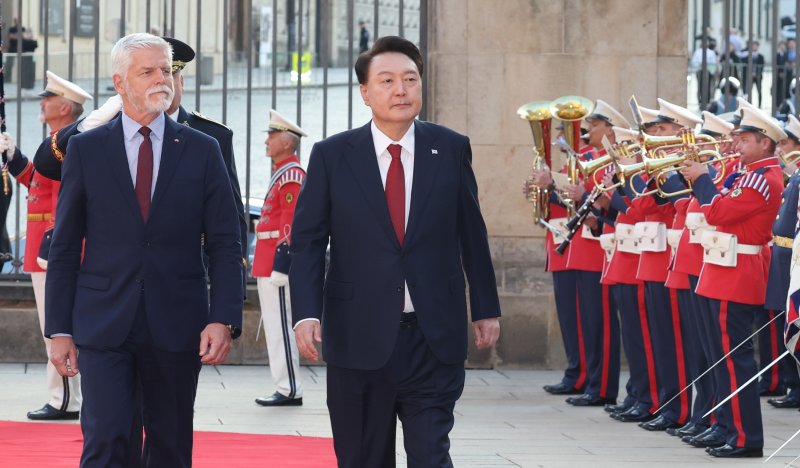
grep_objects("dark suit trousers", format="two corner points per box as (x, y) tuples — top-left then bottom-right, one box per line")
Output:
(78, 297), (202, 468)
(326, 315), (465, 468)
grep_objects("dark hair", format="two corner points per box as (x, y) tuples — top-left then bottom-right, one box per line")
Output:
(354, 36), (423, 85)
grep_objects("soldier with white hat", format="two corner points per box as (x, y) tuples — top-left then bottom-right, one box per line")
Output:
(679, 106), (786, 458)
(253, 109), (307, 407)
(0, 70), (91, 420)
(653, 98), (703, 136)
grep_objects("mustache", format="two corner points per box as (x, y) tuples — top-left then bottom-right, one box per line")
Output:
(146, 84), (173, 96)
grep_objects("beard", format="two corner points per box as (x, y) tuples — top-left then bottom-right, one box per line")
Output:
(124, 82), (174, 115)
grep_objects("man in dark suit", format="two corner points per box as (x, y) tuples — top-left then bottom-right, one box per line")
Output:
(290, 36), (501, 467)
(45, 33), (243, 468)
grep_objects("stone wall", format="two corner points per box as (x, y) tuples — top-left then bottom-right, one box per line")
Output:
(426, 0), (689, 369)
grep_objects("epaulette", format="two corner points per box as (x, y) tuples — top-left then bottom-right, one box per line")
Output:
(737, 169), (770, 202)
(190, 111), (231, 131)
(51, 133), (65, 162)
(278, 167), (306, 187)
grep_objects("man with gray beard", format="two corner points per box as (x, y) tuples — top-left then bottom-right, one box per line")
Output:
(45, 33), (243, 467)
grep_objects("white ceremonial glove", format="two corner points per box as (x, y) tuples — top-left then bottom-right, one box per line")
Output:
(77, 94), (123, 132)
(269, 271), (289, 287)
(36, 256), (47, 270)
(0, 132), (16, 161)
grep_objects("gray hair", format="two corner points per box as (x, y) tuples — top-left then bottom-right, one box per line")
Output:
(110, 33), (172, 80)
(68, 100), (84, 120)
(285, 132), (301, 152)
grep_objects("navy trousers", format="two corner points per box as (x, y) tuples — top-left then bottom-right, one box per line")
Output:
(576, 273), (620, 400)
(77, 299), (201, 468)
(551, 270), (587, 390)
(644, 281), (691, 424)
(612, 283), (659, 413)
(677, 287), (715, 425)
(704, 298), (764, 449)
(326, 314), (465, 468)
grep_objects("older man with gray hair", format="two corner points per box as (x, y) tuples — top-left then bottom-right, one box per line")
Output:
(46, 33), (243, 467)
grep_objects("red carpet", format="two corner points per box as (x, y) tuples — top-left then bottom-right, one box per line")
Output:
(0, 420), (336, 467)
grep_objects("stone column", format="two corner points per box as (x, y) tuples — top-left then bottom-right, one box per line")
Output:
(426, 0), (688, 368)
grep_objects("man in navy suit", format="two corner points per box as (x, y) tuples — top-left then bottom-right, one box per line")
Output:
(290, 36), (501, 467)
(45, 33), (243, 468)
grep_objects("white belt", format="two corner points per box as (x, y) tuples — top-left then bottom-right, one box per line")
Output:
(256, 230), (280, 240)
(737, 243), (762, 255)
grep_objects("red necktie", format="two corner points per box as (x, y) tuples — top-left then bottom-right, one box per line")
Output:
(385, 144), (405, 245)
(135, 126), (153, 221)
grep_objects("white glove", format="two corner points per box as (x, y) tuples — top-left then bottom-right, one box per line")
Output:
(78, 94), (123, 132)
(0, 132), (16, 161)
(269, 271), (289, 287)
(36, 256), (47, 270)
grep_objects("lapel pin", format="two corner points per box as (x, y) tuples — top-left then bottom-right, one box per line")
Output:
(174, 139), (180, 143)
(431, 149), (438, 155)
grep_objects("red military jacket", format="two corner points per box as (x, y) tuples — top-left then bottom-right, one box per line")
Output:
(251, 155), (305, 277)
(564, 146), (605, 272)
(604, 192), (644, 285)
(12, 154), (58, 273)
(664, 197), (690, 290)
(625, 177), (676, 283)
(545, 202), (570, 272)
(695, 156), (783, 304)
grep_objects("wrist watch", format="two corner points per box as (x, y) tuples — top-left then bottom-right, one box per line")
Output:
(224, 324), (235, 337)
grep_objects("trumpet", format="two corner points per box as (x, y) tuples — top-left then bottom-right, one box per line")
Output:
(633, 150), (739, 198)
(641, 130), (729, 158)
(781, 150), (800, 167)
(518, 101), (553, 225)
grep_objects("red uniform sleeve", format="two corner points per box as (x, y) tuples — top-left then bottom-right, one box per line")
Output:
(277, 181), (302, 244)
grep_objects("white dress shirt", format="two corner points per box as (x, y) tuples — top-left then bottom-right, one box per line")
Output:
(371, 121), (416, 312)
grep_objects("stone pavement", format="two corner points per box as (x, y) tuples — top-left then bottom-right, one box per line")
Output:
(2, 364), (800, 467)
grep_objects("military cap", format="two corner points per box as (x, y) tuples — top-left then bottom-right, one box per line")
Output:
(38, 71), (93, 105)
(266, 109), (307, 137)
(637, 105), (659, 128)
(612, 126), (639, 143)
(586, 99), (631, 129)
(700, 111), (734, 136)
(784, 114), (800, 142)
(733, 107), (787, 143)
(161, 37), (195, 73)
(656, 98), (702, 129)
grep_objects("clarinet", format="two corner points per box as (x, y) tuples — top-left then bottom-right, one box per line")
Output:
(555, 187), (603, 255)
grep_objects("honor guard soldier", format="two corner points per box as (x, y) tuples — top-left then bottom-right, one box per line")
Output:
(602, 123), (661, 424)
(562, 99), (626, 408)
(0, 71), (92, 420)
(623, 98), (698, 433)
(762, 114), (800, 407)
(253, 110), (306, 406)
(680, 107), (785, 458)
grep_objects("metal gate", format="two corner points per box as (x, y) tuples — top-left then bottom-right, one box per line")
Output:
(0, 0), (427, 277)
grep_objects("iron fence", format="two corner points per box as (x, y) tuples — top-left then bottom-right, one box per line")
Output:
(0, 0), (427, 278)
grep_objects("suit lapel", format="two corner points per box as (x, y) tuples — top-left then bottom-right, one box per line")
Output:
(344, 123), (400, 247)
(105, 119), (141, 221)
(150, 118), (186, 220)
(405, 121), (441, 247)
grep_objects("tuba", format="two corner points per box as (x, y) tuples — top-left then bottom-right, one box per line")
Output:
(518, 101), (553, 226)
(550, 96), (595, 216)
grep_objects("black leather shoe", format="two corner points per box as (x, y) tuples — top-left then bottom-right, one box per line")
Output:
(678, 422), (708, 438)
(566, 394), (616, 407)
(759, 385), (786, 397)
(667, 421), (696, 437)
(614, 406), (655, 423)
(255, 392), (303, 407)
(27, 404), (79, 420)
(543, 382), (583, 395)
(640, 415), (681, 431)
(706, 444), (763, 458)
(686, 428), (727, 448)
(768, 393), (800, 408)
(604, 401), (632, 413)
